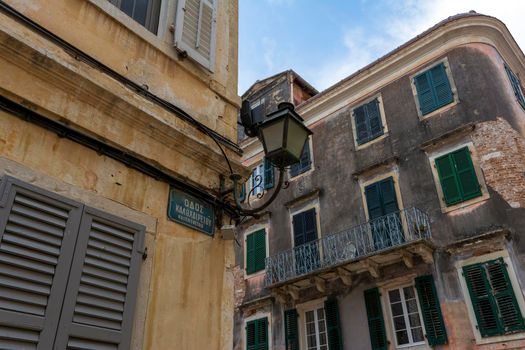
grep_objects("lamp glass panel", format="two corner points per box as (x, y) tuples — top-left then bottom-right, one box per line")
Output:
(260, 119), (285, 153)
(286, 117), (310, 160)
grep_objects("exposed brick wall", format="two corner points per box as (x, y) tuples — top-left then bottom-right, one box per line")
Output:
(233, 265), (246, 309)
(472, 117), (525, 209)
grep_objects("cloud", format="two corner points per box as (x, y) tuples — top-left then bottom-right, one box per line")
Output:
(309, 0), (525, 91)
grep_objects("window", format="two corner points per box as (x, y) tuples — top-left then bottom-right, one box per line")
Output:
(365, 277), (447, 350)
(174, 0), (217, 71)
(290, 139), (312, 178)
(353, 98), (384, 145)
(463, 258), (525, 337)
(246, 317), (268, 350)
(284, 309), (299, 350)
(242, 158), (274, 201)
(388, 286), (425, 347)
(251, 164), (264, 196)
(434, 147), (481, 206)
(0, 176), (144, 348)
(364, 177), (403, 249)
(245, 229), (266, 275)
(109, 0), (161, 33)
(292, 207), (319, 275)
(504, 65), (525, 109)
(304, 307), (328, 350)
(414, 62), (454, 115)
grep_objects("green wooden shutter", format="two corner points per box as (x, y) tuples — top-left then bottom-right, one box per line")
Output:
(435, 153), (462, 206)
(430, 63), (453, 109)
(284, 309), (299, 350)
(365, 182), (383, 221)
(487, 259), (525, 333)
(415, 275), (448, 345)
(325, 297), (343, 350)
(367, 99), (383, 139)
(246, 232), (256, 275)
(463, 262), (501, 337)
(246, 318), (268, 350)
(452, 148), (481, 201)
(264, 158), (274, 189)
(414, 71), (435, 115)
(246, 320), (256, 350)
(253, 229), (266, 272)
(364, 288), (387, 350)
(239, 183), (246, 203)
(378, 177), (399, 215)
(354, 105), (369, 144)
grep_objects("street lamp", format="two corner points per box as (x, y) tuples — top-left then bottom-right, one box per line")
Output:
(222, 101), (312, 218)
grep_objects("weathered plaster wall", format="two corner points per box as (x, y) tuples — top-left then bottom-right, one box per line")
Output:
(235, 42), (525, 349)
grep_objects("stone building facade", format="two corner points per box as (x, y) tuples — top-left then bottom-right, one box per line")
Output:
(0, 0), (242, 349)
(234, 13), (525, 350)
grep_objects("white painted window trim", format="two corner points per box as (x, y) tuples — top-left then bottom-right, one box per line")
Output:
(383, 284), (428, 349)
(296, 298), (328, 350)
(409, 57), (459, 120)
(455, 250), (525, 345)
(427, 141), (490, 213)
(289, 136), (315, 181)
(289, 199), (321, 249)
(350, 93), (389, 150)
(243, 223), (270, 280)
(243, 311), (272, 350)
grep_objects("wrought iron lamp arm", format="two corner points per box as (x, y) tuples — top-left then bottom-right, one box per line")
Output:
(231, 167), (285, 217)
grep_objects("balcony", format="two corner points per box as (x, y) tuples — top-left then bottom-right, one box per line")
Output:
(265, 207), (434, 290)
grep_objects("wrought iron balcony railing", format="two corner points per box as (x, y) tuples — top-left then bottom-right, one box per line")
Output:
(264, 207), (432, 286)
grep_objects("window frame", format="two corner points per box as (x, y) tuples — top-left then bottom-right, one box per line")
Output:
(456, 251), (525, 345)
(243, 225), (269, 279)
(296, 298), (328, 350)
(385, 285), (427, 349)
(289, 200), (321, 249)
(427, 142), (489, 213)
(410, 58), (458, 120)
(359, 170), (405, 225)
(351, 94), (389, 149)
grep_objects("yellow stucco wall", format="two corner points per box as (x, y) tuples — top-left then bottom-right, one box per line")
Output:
(0, 0), (240, 349)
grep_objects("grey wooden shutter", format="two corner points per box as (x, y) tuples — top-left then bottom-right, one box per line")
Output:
(53, 206), (145, 350)
(0, 176), (83, 350)
(174, 0), (217, 71)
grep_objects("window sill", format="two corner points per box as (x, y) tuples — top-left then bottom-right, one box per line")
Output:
(418, 100), (459, 121)
(244, 269), (266, 280)
(289, 167), (314, 182)
(355, 132), (388, 150)
(440, 192), (490, 214)
(475, 331), (525, 346)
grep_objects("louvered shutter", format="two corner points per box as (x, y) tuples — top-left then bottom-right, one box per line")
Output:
(325, 298), (343, 350)
(246, 231), (255, 274)
(414, 275), (448, 345)
(174, 0), (217, 71)
(452, 148), (481, 201)
(303, 208), (317, 243)
(263, 158), (274, 189)
(430, 63), (453, 109)
(505, 65), (525, 107)
(53, 206), (145, 350)
(487, 259), (525, 333)
(239, 183), (246, 203)
(354, 105), (369, 144)
(379, 177), (398, 215)
(292, 211), (306, 246)
(257, 317), (269, 350)
(463, 263), (501, 337)
(284, 309), (299, 350)
(253, 230), (266, 272)
(367, 99), (383, 139)
(0, 177), (83, 349)
(364, 288), (387, 350)
(435, 154), (462, 206)
(365, 183), (383, 220)
(414, 71), (435, 115)
(246, 320), (256, 350)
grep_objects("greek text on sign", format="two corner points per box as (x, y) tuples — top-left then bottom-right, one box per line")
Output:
(168, 188), (215, 236)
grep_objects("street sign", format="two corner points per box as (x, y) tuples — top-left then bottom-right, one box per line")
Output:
(168, 188), (215, 236)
